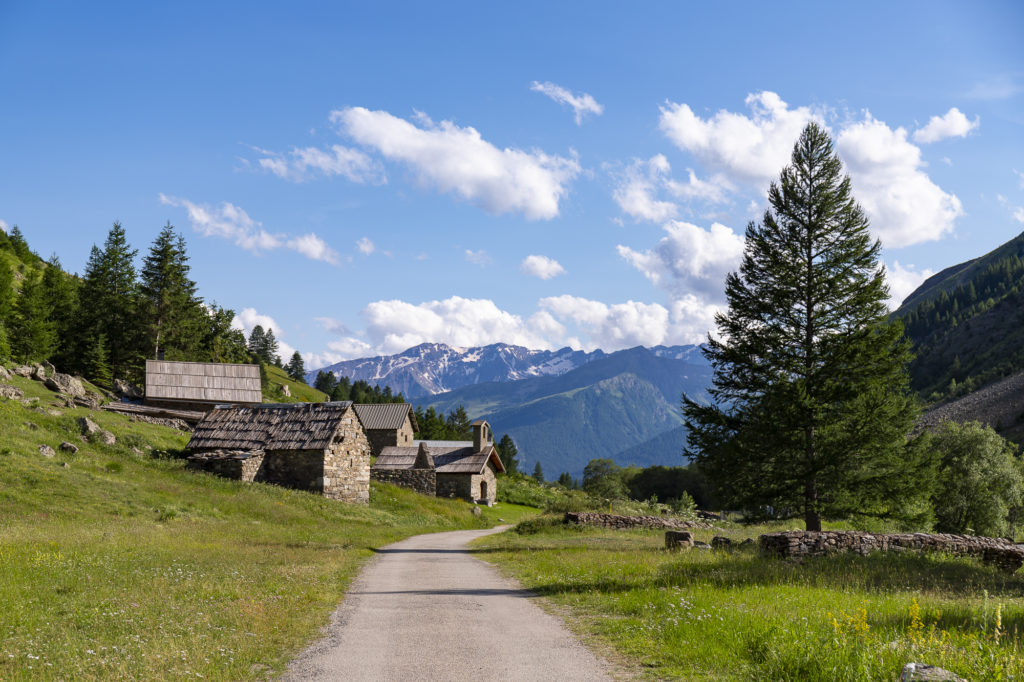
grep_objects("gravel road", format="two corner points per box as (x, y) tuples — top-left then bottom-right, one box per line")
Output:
(285, 526), (614, 681)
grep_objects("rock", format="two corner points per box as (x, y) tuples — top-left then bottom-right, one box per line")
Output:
(31, 364), (49, 380)
(11, 365), (34, 378)
(666, 530), (695, 549)
(97, 430), (116, 446)
(113, 378), (144, 401)
(24, 421), (39, 430)
(46, 409), (63, 417)
(74, 393), (101, 409)
(693, 541), (711, 549)
(471, 505), (482, 517)
(39, 444), (55, 458)
(79, 416), (101, 435)
(712, 536), (733, 550)
(740, 538), (755, 546)
(0, 365), (10, 381)
(281, 384), (291, 397)
(59, 441), (79, 454)
(21, 397), (39, 406)
(0, 384), (24, 400)
(43, 373), (86, 398)
(900, 663), (967, 681)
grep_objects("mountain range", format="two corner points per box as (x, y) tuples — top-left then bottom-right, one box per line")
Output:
(310, 342), (711, 477)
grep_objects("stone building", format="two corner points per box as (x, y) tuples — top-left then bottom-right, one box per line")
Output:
(372, 420), (505, 505)
(186, 401), (371, 503)
(145, 359), (262, 412)
(353, 403), (418, 456)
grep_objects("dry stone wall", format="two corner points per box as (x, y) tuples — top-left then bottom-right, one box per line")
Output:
(372, 469), (436, 496)
(759, 530), (1024, 573)
(322, 409), (371, 503)
(187, 450), (264, 481)
(565, 512), (711, 531)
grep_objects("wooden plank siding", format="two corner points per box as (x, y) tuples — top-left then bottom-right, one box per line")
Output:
(145, 360), (262, 405)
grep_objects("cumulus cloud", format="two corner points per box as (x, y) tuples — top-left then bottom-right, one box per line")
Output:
(612, 155), (731, 222)
(537, 295), (712, 348)
(617, 221), (744, 299)
(885, 261), (935, 309)
(912, 107), (979, 143)
(1015, 207), (1024, 224)
(331, 107), (580, 220)
(836, 115), (963, 248)
(357, 237), (375, 255)
(659, 91), (820, 184)
(159, 193), (343, 264)
(464, 249), (491, 266)
(521, 254), (566, 279)
(256, 144), (386, 183)
(0, 220), (7, 233)
(530, 81), (604, 125)
(231, 307), (297, 360)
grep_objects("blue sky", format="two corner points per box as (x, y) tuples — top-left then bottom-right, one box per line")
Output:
(2, 1), (1022, 368)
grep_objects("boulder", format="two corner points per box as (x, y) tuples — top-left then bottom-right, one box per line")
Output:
(113, 378), (144, 401)
(78, 416), (101, 435)
(900, 663), (966, 681)
(471, 505), (482, 517)
(0, 384), (24, 400)
(44, 373), (86, 398)
(281, 384), (291, 397)
(21, 397), (39, 406)
(0, 365), (10, 381)
(38, 444), (55, 458)
(31, 364), (49, 380)
(666, 530), (695, 549)
(712, 536), (734, 550)
(59, 441), (79, 454)
(97, 430), (116, 446)
(11, 365), (34, 378)
(74, 393), (101, 409)
(46, 409), (63, 417)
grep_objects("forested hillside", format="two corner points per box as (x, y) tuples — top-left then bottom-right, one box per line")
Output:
(0, 223), (258, 387)
(894, 229), (1024, 401)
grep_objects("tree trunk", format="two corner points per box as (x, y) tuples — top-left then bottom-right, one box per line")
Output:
(805, 426), (820, 531)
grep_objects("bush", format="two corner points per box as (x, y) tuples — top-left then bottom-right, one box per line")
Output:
(929, 421), (1024, 537)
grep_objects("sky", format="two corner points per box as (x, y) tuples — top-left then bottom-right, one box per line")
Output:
(1, 1), (1022, 369)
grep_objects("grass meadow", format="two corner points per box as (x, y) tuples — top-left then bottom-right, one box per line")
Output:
(0, 372), (536, 680)
(474, 518), (1024, 681)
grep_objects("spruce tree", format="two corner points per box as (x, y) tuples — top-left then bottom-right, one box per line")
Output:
(496, 434), (519, 474)
(11, 274), (57, 363)
(285, 350), (306, 382)
(532, 461), (545, 483)
(0, 322), (10, 360)
(140, 223), (203, 360)
(41, 255), (79, 370)
(247, 325), (267, 362)
(446, 405), (472, 440)
(313, 370), (337, 396)
(683, 122), (925, 531)
(0, 259), (14, 324)
(263, 328), (281, 366)
(84, 334), (113, 388)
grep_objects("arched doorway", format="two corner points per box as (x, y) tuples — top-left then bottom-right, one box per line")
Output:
(480, 480), (488, 503)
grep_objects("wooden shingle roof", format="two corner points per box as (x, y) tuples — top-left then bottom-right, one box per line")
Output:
(146, 360), (262, 405)
(373, 441), (505, 474)
(188, 402), (355, 451)
(353, 403), (418, 431)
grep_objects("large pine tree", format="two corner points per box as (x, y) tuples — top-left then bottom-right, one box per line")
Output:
(140, 223), (204, 360)
(11, 273), (57, 363)
(683, 122), (926, 531)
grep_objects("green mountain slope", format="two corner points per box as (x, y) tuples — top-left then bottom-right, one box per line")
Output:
(420, 346), (712, 476)
(894, 229), (1024, 400)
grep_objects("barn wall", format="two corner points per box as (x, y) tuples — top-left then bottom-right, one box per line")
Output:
(364, 419), (416, 456)
(436, 473), (472, 500)
(371, 469), (437, 496)
(323, 407), (372, 504)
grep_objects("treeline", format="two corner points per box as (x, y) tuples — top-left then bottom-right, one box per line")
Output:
(312, 370), (407, 404)
(0, 223), (255, 386)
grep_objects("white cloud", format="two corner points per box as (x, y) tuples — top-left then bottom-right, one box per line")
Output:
(0, 220), (7, 233)
(159, 193), (344, 264)
(361, 296), (557, 356)
(540, 296), (670, 349)
(331, 107), (580, 220)
(356, 237), (375, 255)
(465, 249), (491, 266)
(836, 115), (963, 248)
(659, 91), (820, 184)
(885, 261), (935, 309)
(611, 155), (731, 223)
(617, 220), (744, 299)
(231, 307), (297, 360)
(256, 144), (386, 183)
(912, 107), (979, 143)
(521, 254), (566, 279)
(1015, 207), (1024, 224)
(530, 81), (604, 125)
(942, 157), (953, 166)
(1015, 169), (1024, 190)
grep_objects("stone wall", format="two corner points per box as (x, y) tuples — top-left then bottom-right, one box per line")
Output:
(471, 462), (498, 505)
(365, 420), (415, 457)
(759, 530), (1024, 573)
(187, 450), (264, 481)
(436, 473), (472, 500)
(259, 449), (324, 491)
(322, 406), (372, 503)
(565, 512), (711, 531)
(372, 468), (436, 496)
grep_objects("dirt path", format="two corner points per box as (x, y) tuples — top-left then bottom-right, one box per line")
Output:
(285, 526), (614, 681)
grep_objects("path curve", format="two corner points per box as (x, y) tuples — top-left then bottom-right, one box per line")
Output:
(285, 526), (614, 682)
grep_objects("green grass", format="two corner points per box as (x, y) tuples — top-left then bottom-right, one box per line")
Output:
(474, 518), (1024, 681)
(262, 364), (327, 403)
(0, 371), (539, 679)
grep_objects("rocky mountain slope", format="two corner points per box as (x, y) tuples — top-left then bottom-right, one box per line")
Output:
(919, 370), (1024, 444)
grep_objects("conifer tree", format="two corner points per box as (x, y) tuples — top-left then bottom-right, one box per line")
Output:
(247, 325), (267, 361)
(313, 370), (337, 396)
(140, 223), (203, 360)
(532, 461), (545, 483)
(683, 123), (925, 531)
(0, 322), (10, 361)
(496, 434), (519, 474)
(285, 350), (306, 382)
(84, 334), (113, 388)
(263, 328), (281, 366)
(0, 259), (14, 324)
(11, 274), (57, 363)
(41, 255), (79, 370)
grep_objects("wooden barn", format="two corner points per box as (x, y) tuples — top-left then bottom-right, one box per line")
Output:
(186, 401), (372, 503)
(353, 403), (418, 456)
(372, 420), (505, 505)
(144, 360), (262, 412)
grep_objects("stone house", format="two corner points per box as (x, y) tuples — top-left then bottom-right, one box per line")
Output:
(353, 403), (418, 456)
(372, 420), (505, 505)
(145, 359), (262, 412)
(185, 401), (371, 503)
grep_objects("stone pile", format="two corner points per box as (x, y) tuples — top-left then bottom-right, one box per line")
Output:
(565, 511), (712, 531)
(759, 530), (1024, 573)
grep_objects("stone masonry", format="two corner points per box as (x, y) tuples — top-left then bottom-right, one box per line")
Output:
(187, 450), (265, 481)
(564, 512), (712, 531)
(759, 530), (1024, 573)
(372, 468), (437, 496)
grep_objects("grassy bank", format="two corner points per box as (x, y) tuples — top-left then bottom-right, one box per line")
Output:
(474, 518), (1024, 681)
(0, 372), (536, 680)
